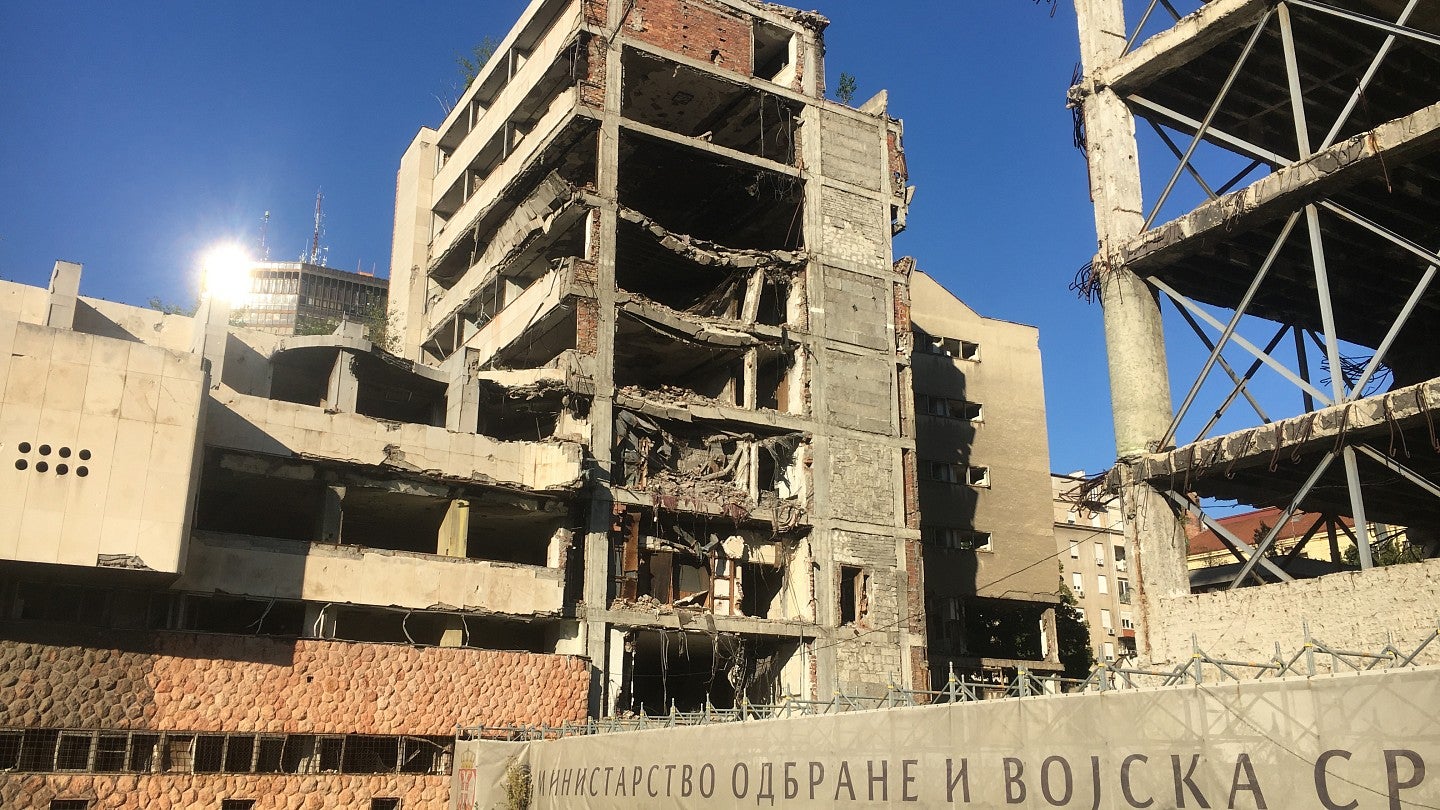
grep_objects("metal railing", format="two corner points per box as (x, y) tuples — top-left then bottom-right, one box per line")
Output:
(458, 620), (1439, 742)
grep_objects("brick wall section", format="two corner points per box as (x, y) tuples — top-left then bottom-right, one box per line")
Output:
(1147, 559), (1440, 667)
(0, 627), (589, 733)
(626, 0), (754, 76)
(905, 537), (925, 634)
(576, 298), (599, 355)
(583, 0), (608, 26)
(901, 448), (919, 528)
(580, 32), (607, 108)
(2, 773), (444, 810)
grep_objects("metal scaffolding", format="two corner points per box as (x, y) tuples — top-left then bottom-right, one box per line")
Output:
(1072, 0), (1440, 592)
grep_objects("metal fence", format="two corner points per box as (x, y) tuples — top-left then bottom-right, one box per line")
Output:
(458, 620), (1439, 742)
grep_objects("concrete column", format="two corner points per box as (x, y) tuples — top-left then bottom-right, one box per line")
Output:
(1040, 607), (1060, 664)
(577, 0), (628, 717)
(324, 351), (359, 413)
(389, 128), (439, 363)
(439, 615), (467, 648)
(189, 295), (232, 389)
(46, 260), (82, 329)
(437, 499), (470, 558)
(1075, 0), (1191, 656)
(315, 486), (345, 543)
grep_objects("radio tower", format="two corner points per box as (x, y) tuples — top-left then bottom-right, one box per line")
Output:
(258, 210), (271, 260)
(308, 190), (325, 265)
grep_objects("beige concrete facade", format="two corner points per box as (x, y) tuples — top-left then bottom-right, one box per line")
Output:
(908, 269), (1062, 678)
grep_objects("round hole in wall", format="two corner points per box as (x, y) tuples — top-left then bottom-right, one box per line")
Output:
(79, 449), (92, 461)
(38, 445), (51, 456)
(14, 460), (26, 471)
(35, 461), (48, 473)
(76, 466), (89, 478)
(56, 464), (68, 476)
(18, 442), (31, 454)
(59, 447), (71, 458)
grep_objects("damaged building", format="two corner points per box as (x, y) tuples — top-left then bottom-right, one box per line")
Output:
(1071, 0), (1440, 666)
(388, 0), (922, 711)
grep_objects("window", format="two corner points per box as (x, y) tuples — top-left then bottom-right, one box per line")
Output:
(924, 527), (993, 551)
(839, 566), (868, 625)
(1071, 572), (1083, 594)
(1117, 578), (1132, 604)
(917, 395), (983, 422)
(1121, 613), (1134, 630)
(371, 800), (402, 810)
(922, 335), (980, 361)
(1102, 642), (1115, 661)
(50, 802), (90, 810)
(1097, 574), (1109, 595)
(925, 460), (959, 483)
(1100, 608), (1113, 633)
(1068, 542), (1079, 558)
(966, 465), (990, 488)
(1093, 541), (1105, 567)
(55, 733), (91, 770)
(221, 801), (256, 810)
(1114, 544), (1127, 572)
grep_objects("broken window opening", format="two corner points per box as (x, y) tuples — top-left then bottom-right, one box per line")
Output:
(433, 38), (591, 229)
(616, 631), (799, 715)
(619, 130), (804, 250)
(465, 506), (570, 567)
(428, 122), (599, 298)
(916, 331), (980, 361)
(839, 565), (868, 626)
(949, 598), (1047, 661)
(924, 527), (993, 552)
(128, 735), (158, 773)
(184, 596), (305, 638)
(621, 48), (801, 164)
(193, 735), (225, 773)
(194, 453), (326, 543)
(752, 21), (795, 83)
(613, 312), (751, 401)
(328, 606), (551, 653)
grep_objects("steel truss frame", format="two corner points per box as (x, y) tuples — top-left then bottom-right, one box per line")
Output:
(1114, 0), (1440, 587)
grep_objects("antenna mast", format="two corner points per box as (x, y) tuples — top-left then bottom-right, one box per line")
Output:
(259, 210), (271, 260)
(309, 190), (324, 265)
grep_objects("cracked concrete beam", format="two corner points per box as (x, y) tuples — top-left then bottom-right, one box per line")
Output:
(1116, 100), (1440, 272)
(1089, 0), (1270, 94)
(618, 206), (806, 268)
(428, 171), (586, 330)
(619, 298), (761, 347)
(1126, 377), (1440, 482)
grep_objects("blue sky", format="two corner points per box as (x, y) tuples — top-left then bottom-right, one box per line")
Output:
(0, 1), (1148, 476)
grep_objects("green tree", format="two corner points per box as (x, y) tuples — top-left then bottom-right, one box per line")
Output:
(296, 298), (398, 353)
(457, 37), (502, 89)
(146, 296), (197, 317)
(1341, 533), (1421, 567)
(1055, 580), (1095, 679)
(835, 72), (857, 105)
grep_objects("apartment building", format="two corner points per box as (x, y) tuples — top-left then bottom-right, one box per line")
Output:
(1053, 472), (1135, 662)
(910, 269), (1064, 682)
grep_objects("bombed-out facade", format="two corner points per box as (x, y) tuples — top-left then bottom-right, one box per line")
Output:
(389, 0), (923, 712)
(0, 2), (923, 804)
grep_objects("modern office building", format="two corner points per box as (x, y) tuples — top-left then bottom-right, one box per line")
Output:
(230, 261), (389, 338)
